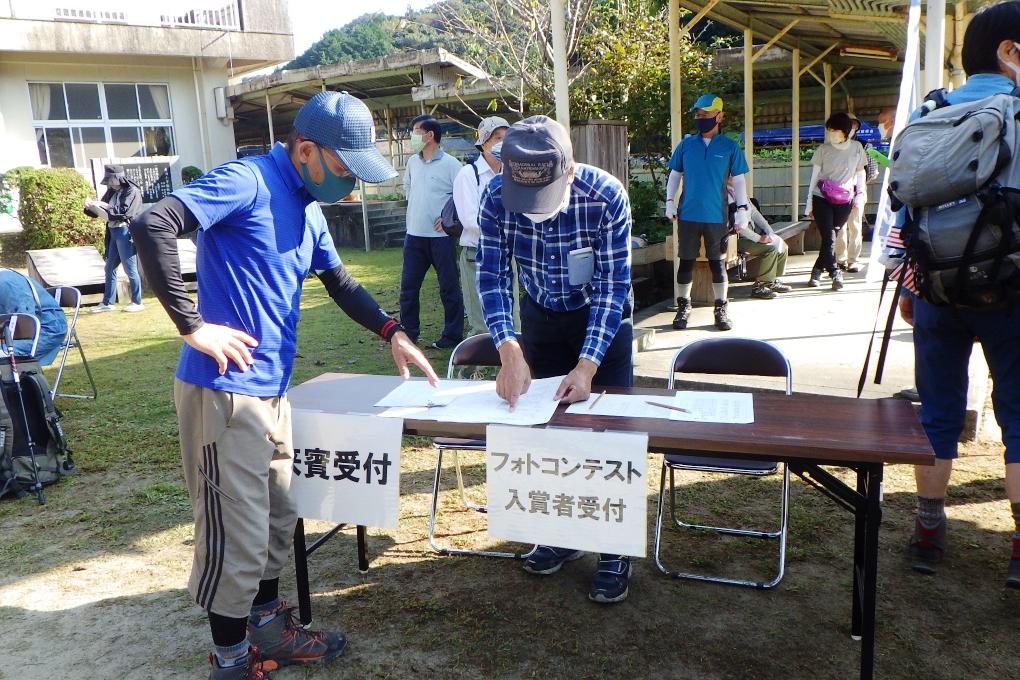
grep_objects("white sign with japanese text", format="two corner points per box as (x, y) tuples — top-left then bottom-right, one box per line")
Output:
(486, 425), (649, 558)
(290, 410), (403, 528)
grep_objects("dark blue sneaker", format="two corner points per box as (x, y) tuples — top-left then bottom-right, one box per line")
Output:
(589, 557), (632, 603)
(523, 545), (585, 575)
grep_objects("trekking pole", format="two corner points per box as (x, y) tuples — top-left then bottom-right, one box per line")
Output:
(2, 325), (45, 505)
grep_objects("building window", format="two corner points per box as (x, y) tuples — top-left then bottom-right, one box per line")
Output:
(29, 82), (175, 169)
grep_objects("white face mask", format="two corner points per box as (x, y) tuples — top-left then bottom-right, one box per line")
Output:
(878, 123), (890, 140)
(523, 184), (572, 223)
(827, 130), (850, 149)
(489, 142), (503, 160)
(1003, 42), (1020, 87)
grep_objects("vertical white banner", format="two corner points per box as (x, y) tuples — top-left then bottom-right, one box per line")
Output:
(290, 410), (403, 528)
(486, 426), (649, 558)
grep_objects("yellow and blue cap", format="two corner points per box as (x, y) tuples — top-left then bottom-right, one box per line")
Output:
(690, 94), (724, 113)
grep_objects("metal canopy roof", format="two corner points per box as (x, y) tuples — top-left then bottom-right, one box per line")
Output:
(678, 0), (963, 67)
(227, 48), (517, 148)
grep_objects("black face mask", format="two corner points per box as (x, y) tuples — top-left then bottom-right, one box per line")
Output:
(695, 116), (719, 134)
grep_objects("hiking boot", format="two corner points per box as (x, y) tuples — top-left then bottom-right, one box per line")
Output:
(908, 517), (946, 575)
(208, 647), (277, 680)
(714, 301), (733, 331)
(894, 387), (920, 402)
(430, 336), (461, 350)
(770, 279), (792, 294)
(808, 268), (822, 287)
(589, 557), (632, 604)
(672, 297), (691, 330)
(831, 271), (845, 291)
(751, 281), (777, 299)
(1008, 557), (1020, 589)
(248, 602), (347, 668)
(523, 545), (585, 575)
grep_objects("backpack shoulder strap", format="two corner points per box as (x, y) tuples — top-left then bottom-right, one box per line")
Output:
(471, 161), (480, 186)
(920, 88), (950, 117)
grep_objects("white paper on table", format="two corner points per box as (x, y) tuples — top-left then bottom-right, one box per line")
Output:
(373, 379), (491, 408)
(565, 394), (677, 419)
(668, 391), (754, 424)
(377, 376), (564, 426)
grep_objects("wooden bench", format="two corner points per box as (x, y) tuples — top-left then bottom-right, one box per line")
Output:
(27, 240), (197, 304)
(771, 219), (812, 255)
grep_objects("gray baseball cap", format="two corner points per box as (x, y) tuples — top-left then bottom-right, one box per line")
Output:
(501, 115), (573, 213)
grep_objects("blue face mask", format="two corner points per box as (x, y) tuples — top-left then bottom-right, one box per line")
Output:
(300, 147), (356, 203)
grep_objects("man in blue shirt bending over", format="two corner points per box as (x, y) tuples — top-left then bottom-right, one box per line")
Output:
(664, 94), (751, 331)
(130, 91), (438, 679)
(477, 115), (635, 604)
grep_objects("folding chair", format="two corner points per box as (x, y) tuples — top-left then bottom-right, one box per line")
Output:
(428, 333), (534, 559)
(46, 286), (97, 400)
(653, 337), (791, 589)
(0, 313), (40, 359)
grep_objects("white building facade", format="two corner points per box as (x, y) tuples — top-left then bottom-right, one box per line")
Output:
(0, 1), (293, 187)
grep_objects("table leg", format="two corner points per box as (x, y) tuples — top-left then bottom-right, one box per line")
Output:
(293, 518), (312, 625)
(851, 467), (866, 640)
(857, 464), (883, 680)
(357, 525), (368, 573)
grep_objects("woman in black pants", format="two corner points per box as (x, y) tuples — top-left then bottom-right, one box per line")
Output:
(804, 113), (868, 290)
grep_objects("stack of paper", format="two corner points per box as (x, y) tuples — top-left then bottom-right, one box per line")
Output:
(374, 377), (564, 426)
(565, 391), (754, 424)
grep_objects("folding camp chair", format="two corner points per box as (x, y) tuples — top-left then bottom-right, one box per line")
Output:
(653, 337), (791, 589)
(0, 314), (40, 359)
(46, 286), (97, 400)
(428, 333), (534, 559)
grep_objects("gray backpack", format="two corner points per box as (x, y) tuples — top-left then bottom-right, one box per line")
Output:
(888, 88), (1020, 308)
(0, 356), (73, 500)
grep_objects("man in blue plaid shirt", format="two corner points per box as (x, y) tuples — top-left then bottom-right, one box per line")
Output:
(477, 115), (635, 603)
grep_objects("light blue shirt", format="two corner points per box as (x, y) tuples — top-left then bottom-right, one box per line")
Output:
(403, 148), (462, 237)
(667, 134), (749, 224)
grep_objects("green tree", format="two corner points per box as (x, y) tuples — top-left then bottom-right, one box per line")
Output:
(573, 6), (737, 158)
(286, 13), (396, 69)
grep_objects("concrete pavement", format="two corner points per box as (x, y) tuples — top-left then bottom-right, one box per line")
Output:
(630, 244), (989, 439)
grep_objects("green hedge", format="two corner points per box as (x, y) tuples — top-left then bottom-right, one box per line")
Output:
(181, 165), (203, 185)
(15, 168), (105, 251)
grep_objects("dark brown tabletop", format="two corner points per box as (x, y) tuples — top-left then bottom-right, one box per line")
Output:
(288, 373), (934, 467)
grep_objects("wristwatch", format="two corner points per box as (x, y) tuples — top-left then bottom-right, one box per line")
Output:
(735, 204), (749, 212)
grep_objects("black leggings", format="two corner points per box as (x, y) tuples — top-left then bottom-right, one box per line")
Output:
(812, 198), (853, 275)
(677, 257), (725, 285)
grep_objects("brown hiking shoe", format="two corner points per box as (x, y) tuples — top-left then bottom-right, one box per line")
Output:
(908, 518), (946, 575)
(248, 602), (347, 667)
(208, 646), (277, 680)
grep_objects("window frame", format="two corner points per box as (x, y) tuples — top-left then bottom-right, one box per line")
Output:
(28, 81), (176, 169)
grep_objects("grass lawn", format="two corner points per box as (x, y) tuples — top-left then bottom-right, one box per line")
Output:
(1, 244), (1019, 679)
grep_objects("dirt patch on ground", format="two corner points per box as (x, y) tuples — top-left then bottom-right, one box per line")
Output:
(3, 438), (1020, 679)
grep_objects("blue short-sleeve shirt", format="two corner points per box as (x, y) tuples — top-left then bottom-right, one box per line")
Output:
(667, 134), (749, 224)
(172, 142), (342, 397)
